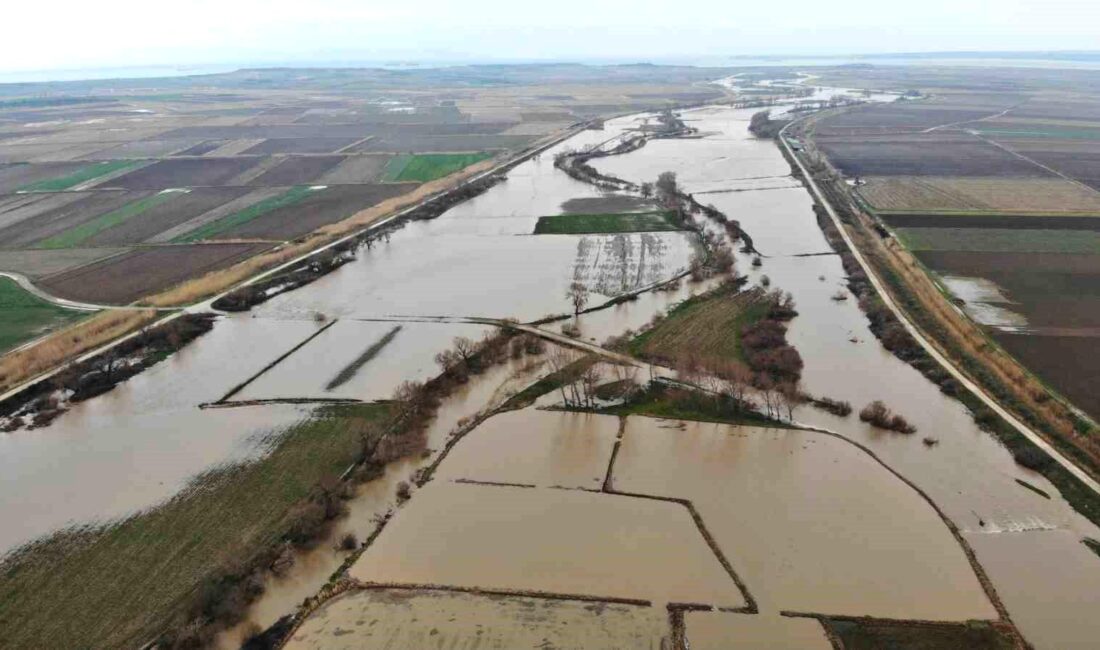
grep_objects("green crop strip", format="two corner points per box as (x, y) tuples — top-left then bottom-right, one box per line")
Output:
(173, 185), (318, 242)
(19, 160), (142, 192)
(35, 191), (184, 249)
(381, 152), (492, 182)
(534, 211), (680, 234)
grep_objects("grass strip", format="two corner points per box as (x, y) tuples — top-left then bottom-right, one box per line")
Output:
(391, 153), (493, 182)
(19, 160), (141, 192)
(824, 618), (1015, 650)
(0, 402), (393, 650)
(378, 154), (413, 182)
(325, 325), (402, 391)
(173, 185), (319, 242)
(534, 210), (680, 235)
(0, 277), (89, 352)
(35, 191), (183, 249)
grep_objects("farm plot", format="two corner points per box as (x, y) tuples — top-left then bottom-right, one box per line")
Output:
(201, 183), (416, 241)
(350, 134), (533, 153)
(107, 157), (263, 190)
(285, 588), (668, 650)
(173, 186), (321, 241)
(380, 152), (493, 182)
(0, 248), (125, 279)
(860, 176), (1100, 214)
(814, 134), (1046, 177)
(88, 138), (202, 159)
(0, 192), (90, 231)
(0, 191), (146, 248)
(17, 159), (143, 191)
(39, 242), (271, 304)
(814, 104), (995, 136)
(171, 140), (229, 156)
(239, 137), (362, 155)
(0, 162), (87, 193)
(896, 227), (1100, 254)
(0, 277), (87, 352)
(995, 333), (1100, 421)
(73, 187), (252, 246)
(315, 154), (392, 184)
(33, 190), (186, 249)
(535, 211), (680, 234)
(993, 144), (1100, 191)
(243, 155), (345, 186)
(882, 213), (1100, 230)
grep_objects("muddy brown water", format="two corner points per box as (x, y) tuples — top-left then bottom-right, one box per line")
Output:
(4, 93), (1098, 649)
(614, 418), (997, 620)
(684, 611), (831, 650)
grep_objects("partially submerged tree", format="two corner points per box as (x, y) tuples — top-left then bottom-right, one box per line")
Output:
(567, 281), (589, 315)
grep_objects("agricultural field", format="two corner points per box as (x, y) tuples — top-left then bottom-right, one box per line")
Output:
(380, 152), (493, 182)
(0, 64), (721, 306)
(808, 71), (1100, 420)
(0, 277), (87, 352)
(534, 210), (680, 234)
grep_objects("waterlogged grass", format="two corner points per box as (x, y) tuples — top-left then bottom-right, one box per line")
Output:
(534, 210), (680, 235)
(825, 618), (1015, 650)
(381, 152), (492, 182)
(18, 160), (142, 192)
(896, 227), (1100, 254)
(627, 284), (765, 365)
(174, 185), (319, 242)
(0, 402), (393, 650)
(35, 191), (184, 249)
(0, 277), (88, 352)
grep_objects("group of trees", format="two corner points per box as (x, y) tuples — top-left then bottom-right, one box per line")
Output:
(748, 110), (788, 138)
(858, 400), (917, 434)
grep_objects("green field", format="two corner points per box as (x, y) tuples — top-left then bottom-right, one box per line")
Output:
(534, 211), (680, 235)
(0, 403), (393, 649)
(896, 227), (1100, 254)
(173, 185), (318, 242)
(381, 152), (493, 182)
(627, 285), (765, 365)
(18, 160), (142, 192)
(0, 277), (88, 352)
(35, 191), (183, 249)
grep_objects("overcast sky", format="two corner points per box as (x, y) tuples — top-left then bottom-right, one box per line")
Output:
(6, 0), (1099, 74)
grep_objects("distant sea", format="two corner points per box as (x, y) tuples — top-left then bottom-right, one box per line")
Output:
(4, 52), (1100, 84)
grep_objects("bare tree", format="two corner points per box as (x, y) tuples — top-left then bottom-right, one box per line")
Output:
(452, 336), (478, 366)
(566, 281), (589, 315)
(580, 365), (602, 408)
(656, 171), (679, 198)
(546, 347), (577, 406)
(640, 182), (654, 199)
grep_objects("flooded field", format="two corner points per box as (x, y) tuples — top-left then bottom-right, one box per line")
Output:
(684, 611), (831, 650)
(285, 588), (669, 650)
(613, 418), (997, 620)
(434, 410), (619, 489)
(349, 481), (747, 608)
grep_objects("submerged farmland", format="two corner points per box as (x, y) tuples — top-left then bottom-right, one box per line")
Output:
(1, 75), (1099, 650)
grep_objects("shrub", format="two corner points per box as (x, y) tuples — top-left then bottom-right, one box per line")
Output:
(859, 400), (916, 433)
(1013, 447), (1051, 471)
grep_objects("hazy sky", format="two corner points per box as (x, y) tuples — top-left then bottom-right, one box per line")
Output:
(6, 0), (1099, 73)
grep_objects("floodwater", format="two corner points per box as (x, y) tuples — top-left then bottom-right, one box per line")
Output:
(941, 275), (1028, 330)
(7, 85), (1100, 649)
(684, 611), (831, 650)
(349, 481), (747, 607)
(613, 418), (997, 620)
(580, 102), (1100, 646)
(236, 320), (493, 401)
(284, 588), (669, 650)
(434, 410), (620, 490)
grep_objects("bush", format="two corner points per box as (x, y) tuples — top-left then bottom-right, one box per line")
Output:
(1013, 447), (1052, 471)
(859, 400), (916, 433)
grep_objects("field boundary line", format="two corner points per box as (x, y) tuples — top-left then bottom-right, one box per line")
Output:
(780, 121), (1100, 498)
